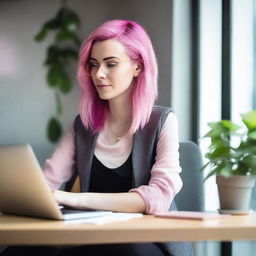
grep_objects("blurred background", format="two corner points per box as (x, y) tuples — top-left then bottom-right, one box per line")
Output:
(1, 0), (256, 255)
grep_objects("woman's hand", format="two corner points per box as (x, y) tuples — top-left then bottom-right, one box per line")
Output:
(52, 190), (78, 208)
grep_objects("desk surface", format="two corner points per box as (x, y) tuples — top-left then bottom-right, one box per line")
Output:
(1, 213), (256, 245)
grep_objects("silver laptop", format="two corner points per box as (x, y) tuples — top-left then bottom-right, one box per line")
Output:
(0, 144), (111, 220)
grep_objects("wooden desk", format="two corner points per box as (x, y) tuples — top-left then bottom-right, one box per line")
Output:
(1, 213), (256, 245)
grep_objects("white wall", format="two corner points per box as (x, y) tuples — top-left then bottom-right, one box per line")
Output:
(171, 0), (192, 141)
(0, 0), (173, 165)
(231, 0), (254, 121)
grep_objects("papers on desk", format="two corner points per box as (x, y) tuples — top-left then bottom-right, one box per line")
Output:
(61, 209), (113, 220)
(154, 211), (231, 220)
(63, 212), (143, 225)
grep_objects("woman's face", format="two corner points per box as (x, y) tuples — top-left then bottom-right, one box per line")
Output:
(89, 39), (140, 102)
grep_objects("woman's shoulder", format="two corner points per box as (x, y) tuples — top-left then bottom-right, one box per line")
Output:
(73, 114), (82, 125)
(73, 114), (93, 133)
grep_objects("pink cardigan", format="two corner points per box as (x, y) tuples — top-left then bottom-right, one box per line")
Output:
(43, 112), (182, 214)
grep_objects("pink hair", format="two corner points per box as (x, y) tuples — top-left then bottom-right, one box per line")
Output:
(77, 19), (158, 133)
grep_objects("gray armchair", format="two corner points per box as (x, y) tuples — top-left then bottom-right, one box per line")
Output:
(175, 141), (205, 212)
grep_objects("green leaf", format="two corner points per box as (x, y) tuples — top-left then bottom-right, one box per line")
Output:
(208, 122), (221, 129)
(207, 122), (223, 132)
(34, 19), (60, 42)
(200, 161), (211, 172)
(55, 29), (73, 42)
(46, 63), (72, 93)
(205, 121), (240, 138)
(44, 45), (60, 65)
(57, 7), (80, 32)
(55, 92), (62, 115)
(47, 117), (62, 143)
(34, 26), (48, 42)
(203, 165), (222, 181)
(241, 110), (256, 130)
(63, 15), (80, 32)
(61, 48), (78, 60)
(243, 155), (256, 169)
(44, 19), (60, 30)
(232, 147), (247, 159)
(58, 72), (71, 93)
(208, 139), (229, 150)
(47, 65), (60, 87)
(219, 164), (232, 177)
(220, 120), (241, 131)
(248, 130), (256, 140)
(207, 146), (230, 159)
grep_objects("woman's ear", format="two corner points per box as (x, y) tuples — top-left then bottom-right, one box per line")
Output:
(134, 62), (143, 77)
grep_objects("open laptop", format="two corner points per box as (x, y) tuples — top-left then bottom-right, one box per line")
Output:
(0, 144), (112, 220)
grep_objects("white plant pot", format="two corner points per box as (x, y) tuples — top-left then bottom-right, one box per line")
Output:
(216, 175), (255, 211)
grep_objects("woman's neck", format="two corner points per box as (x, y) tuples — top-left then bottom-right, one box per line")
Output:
(106, 97), (132, 139)
(108, 95), (132, 125)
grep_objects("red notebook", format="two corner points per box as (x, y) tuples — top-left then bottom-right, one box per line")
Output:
(154, 211), (230, 220)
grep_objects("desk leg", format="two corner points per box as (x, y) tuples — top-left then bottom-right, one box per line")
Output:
(221, 242), (232, 256)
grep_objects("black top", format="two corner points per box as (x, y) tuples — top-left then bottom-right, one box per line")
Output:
(89, 153), (133, 193)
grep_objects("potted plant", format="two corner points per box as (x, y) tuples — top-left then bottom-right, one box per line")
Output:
(34, 4), (81, 143)
(201, 110), (256, 214)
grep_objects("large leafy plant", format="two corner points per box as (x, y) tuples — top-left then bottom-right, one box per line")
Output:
(34, 4), (81, 143)
(202, 110), (256, 180)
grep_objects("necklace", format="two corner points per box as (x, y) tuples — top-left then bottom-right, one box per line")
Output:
(108, 126), (123, 143)
(107, 120), (131, 143)
(111, 130), (122, 143)
(115, 136), (121, 143)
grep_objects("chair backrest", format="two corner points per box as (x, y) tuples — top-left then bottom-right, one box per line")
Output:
(175, 141), (205, 212)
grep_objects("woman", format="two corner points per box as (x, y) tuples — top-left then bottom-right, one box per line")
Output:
(2, 19), (193, 256)
(45, 19), (182, 215)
